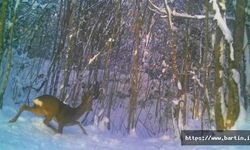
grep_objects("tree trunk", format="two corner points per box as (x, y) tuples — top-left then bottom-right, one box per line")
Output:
(225, 0), (247, 128)
(214, 28), (225, 130)
(127, 0), (142, 134)
(0, 0), (9, 64)
(233, 0), (247, 108)
(60, 1), (76, 100)
(0, 0), (18, 108)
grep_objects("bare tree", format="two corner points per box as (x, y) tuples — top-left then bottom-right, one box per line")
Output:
(128, 0), (142, 134)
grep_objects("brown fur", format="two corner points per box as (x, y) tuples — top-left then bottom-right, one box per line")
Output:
(9, 91), (93, 134)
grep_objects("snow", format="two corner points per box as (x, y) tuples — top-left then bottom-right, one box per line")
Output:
(15, 0), (20, 10)
(232, 69), (241, 97)
(1, 105), (250, 150)
(211, 0), (233, 43)
(218, 87), (227, 119)
(98, 116), (109, 132)
(229, 43), (235, 61)
(231, 68), (248, 130)
(191, 75), (204, 88)
(211, 0), (234, 61)
(129, 128), (137, 138)
(177, 81), (182, 90)
(0, 107), (179, 149)
(1, 34), (250, 150)
(211, 33), (215, 49)
(1, 65), (250, 150)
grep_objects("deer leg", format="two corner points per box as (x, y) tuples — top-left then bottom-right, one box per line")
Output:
(43, 116), (51, 125)
(58, 123), (64, 133)
(9, 104), (46, 123)
(43, 115), (58, 133)
(73, 121), (88, 135)
(46, 123), (58, 133)
(9, 104), (31, 123)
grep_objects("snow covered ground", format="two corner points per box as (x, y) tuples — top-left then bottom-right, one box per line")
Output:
(1, 54), (250, 150)
(1, 106), (250, 150)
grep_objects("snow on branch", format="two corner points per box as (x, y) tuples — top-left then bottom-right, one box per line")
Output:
(210, 0), (234, 60)
(232, 68), (242, 102)
(190, 71), (204, 88)
(148, 0), (166, 14)
(148, 0), (235, 61)
(210, 0), (233, 43)
(88, 52), (101, 65)
(171, 10), (206, 19)
(148, 0), (250, 29)
(149, 0), (206, 19)
(15, 0), (20, 10)
(148, 0), (250, 26)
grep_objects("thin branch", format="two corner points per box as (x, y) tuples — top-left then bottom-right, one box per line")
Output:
(163, 0), (173, 30)
(148, 6), (164, 15)
(148, 0), (166, 14)
(149, 0), (205, 20)
(171, 10), (206, 19)
(148, 0), (250, 27)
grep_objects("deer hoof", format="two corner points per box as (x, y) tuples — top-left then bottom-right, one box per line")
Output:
(9, 118), (17, 123)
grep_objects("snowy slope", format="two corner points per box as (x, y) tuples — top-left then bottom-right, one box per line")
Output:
(1, 53), (250, 150)
(1, 106), (175, 150)
(1, 106), (250, 150)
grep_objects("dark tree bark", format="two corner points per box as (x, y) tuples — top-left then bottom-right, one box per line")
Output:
(0, 0), (9, 64)
(233, 0), (248, 109)
(128, 0), (142, 134)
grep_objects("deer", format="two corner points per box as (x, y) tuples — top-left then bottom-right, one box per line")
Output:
(9, 89), (93, 134)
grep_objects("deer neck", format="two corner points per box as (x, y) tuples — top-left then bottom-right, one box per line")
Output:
(73, 96), (91, 120)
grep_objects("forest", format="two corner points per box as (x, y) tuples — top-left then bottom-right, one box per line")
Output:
(0, 0), (250, 149)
